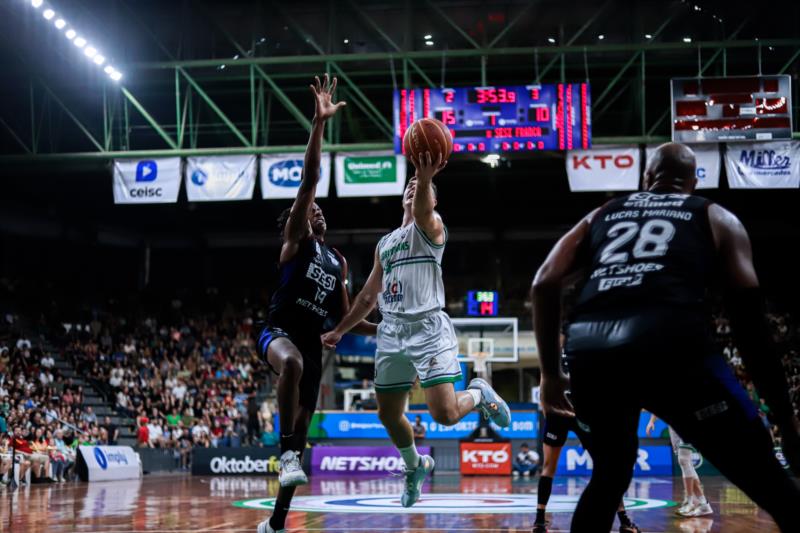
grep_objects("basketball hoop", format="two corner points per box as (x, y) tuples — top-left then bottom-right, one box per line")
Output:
(471, 351), (491, 376)
(467, 337), (494, 377)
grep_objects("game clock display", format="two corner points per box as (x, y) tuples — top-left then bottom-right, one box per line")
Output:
(394, 84), (591, 155)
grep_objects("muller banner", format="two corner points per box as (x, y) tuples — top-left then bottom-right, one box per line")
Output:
(724, 141), (800, 189)
(260, 153), (332, 199)
(334, 151), (407, 197)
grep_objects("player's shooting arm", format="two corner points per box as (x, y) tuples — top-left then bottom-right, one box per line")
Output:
(710, 204), (795, 426)
(337, 252), (379, 337)
(412, 152), (445, 245)
(283, 75), (345, 247)
(322, 248), (383, 347)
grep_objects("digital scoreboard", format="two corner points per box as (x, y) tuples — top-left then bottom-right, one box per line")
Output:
(671, 75), (793, 143)
(466, 291), (499, 316)
(394, 84), (591, 154)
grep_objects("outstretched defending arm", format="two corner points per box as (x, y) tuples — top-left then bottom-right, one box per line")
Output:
(531, 209), (598, 418)
(322, 248), (384, 348)
(411, 152), (446, 245)
(280, 74), (345, 263)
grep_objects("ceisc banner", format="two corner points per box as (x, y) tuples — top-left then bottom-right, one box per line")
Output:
(113, 158), (181, 204)
(334, 151), (407, 197)
(724, 141), (800, 189)
(260, 153), (331, 199)
(460, 442), (512, 475)
(278, 411), (537, 440)
(311, 446), (430, 475)
(77, 445), (141, 482)
(566, 146), (641, 192)
(556, 444), (672, 476)
(185, 155), (256, 201)
(646, 144), (720, 189)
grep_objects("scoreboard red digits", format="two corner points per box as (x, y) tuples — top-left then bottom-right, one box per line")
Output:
(393, 84), (592, 153)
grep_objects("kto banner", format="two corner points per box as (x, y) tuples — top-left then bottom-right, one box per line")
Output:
(566, 146), (641, 192)
(77, 445), (141, 482)
(334, 151), (407, 197)
(311, 446), (431, 475)
(556, 445), (673, 476)
(113, 158), (181, 204)
(646, 144), (720, 189)
(192, 446), (288, 476)
(287, 411), (538, 440)
(724, 141), (800, 189)
(460, 442), (512, 475)
(185, 155), (256, 201)
(260, 153), (331, 199)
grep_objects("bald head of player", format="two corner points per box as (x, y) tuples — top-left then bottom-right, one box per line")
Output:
(643, 142), (697, 194)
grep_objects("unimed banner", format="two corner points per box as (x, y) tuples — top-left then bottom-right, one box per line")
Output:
(646, 144), (720, 189)
(311, 446), (430, 475)
(113, 158), (181, 204)
(566, 146), (640, 192)
(724, 141), (800, 189)
(77, 445), (141, 482)
(334, 151), (407, 197)
(260, 153), (331, 199)
(192, 447), (285, 476)
(185, 155), (256, 201)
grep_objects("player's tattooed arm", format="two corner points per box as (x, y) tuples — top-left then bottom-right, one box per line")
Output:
(411, 151), (446, 245)
(532, 208), (600, 418)
(283, 74), (346, 247)
(322, 247), (383, 348)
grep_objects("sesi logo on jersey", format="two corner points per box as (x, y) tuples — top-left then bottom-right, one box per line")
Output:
(306, 263), (336, 291)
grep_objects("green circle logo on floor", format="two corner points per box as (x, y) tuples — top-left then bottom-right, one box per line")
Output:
(233, 494), (675, 514)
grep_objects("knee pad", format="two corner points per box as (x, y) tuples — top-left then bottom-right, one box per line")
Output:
(677, 447), (699, 479)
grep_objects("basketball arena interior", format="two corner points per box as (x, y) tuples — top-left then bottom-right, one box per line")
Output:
(2, 1), (800, 532)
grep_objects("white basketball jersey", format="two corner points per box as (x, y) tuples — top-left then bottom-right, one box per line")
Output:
(377, 222), (447, 317)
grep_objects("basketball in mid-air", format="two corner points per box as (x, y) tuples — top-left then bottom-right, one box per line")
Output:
(403, 117), (453, 166)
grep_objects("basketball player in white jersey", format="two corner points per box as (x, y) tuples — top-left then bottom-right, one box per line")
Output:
(646, 415), (713, 517)
(322, 151), (511, 507)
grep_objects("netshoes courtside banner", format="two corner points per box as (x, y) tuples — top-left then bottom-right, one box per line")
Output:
(646, 144), (720, 189)
(185, 155), (256, 201)
(113, 158), (181, 204)
(311, 446), (431, 475)
(724, 141), (800, 189)
(565, 146), (641, 192)
(260, 153), (331, 199)
(334, 151), (407, 197)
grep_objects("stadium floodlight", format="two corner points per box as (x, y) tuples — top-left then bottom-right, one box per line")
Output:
(683, 36), (692, 43)
(54, 18), (66, 29)
(424, 34), (432, 39)
(31, 0), (43, 8)
(93, 55), (105, 65)
(480, 154), (501, 168)
(547, 37), (556, 44)
(645, 34), (653, 39)
(425, 40), (434, 46)
(104, 65), (114, 74)
(109, 70), (122, 81)
(43, 8), (55, 20)
(65, 28), (76, 40)
(73, 36), (86, 48)
(84, 46), (97, 59)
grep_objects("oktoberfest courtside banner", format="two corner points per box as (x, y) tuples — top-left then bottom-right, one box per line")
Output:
(646, 144), (720, 189)
(185, 155), (256, 202)
(334, 151), (407, 197)
(565, 146), (640, 192)
(260, 153), (331, 199)
(724, 141), (800, 189)
(113, 158), (182, 204)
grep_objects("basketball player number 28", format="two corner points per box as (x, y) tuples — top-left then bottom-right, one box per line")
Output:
(600, 220), (676, 264)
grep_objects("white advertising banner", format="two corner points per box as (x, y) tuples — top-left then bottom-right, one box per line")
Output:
(185, 155), (256, 201)
(259, 153), (331, 199)
(724, 141), (800, 189)
(334, 151), (407, 197)
(566, 146), (641, 192)
(646, 144), (720, 189)
(78, 445), (142, 482)
(113, 158), (181, 204)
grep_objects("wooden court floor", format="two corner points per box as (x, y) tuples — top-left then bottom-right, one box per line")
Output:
(0, 473), (785, 532)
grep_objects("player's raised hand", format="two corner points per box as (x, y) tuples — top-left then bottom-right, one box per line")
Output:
(412, 151), (445, 182)
(540, 373), (575, 419)
(310, 73), (346, 121)
(321, 330), (343, 349)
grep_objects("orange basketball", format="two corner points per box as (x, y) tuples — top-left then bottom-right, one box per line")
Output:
(403, 117), (453, 166)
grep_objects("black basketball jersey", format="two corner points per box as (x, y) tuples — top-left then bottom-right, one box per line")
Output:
(268, 236), (344, 336)
(571, 191), (716, 322)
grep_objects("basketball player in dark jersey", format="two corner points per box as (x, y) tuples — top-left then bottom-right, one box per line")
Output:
(532, 143), (800, 532)
(256, 75), (376, 533)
